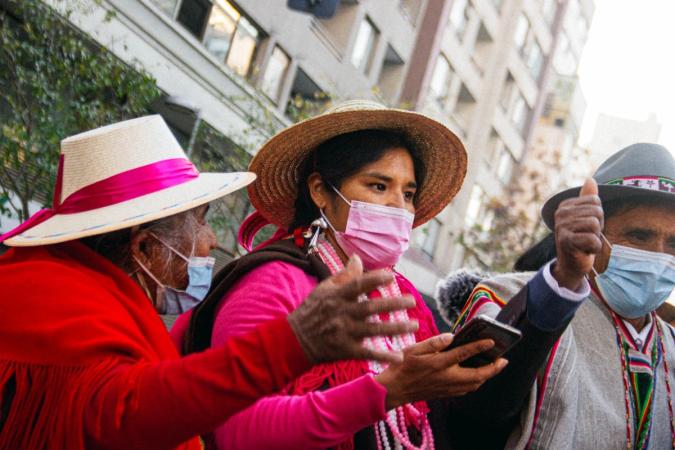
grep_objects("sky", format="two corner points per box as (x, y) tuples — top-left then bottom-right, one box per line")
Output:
(577, 0), (675, 154)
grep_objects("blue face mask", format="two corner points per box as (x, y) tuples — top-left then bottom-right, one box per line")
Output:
(595, 239), (675, 319)
(156, 282), (212, 315)
(134, 234), (215, 314)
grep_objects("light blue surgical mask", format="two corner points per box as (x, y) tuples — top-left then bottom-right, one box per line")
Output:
(134, 234), (215, 314)
(156, 286), (208, 315)
(594, 236), (675, 319)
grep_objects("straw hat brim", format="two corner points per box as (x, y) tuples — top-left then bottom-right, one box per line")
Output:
(4, 172), (256, 246)
(541, 183), (675, 229)
(248, 108), (467, 229)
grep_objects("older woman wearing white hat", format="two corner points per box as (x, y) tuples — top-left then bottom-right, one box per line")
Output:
(0, 116), (419, 450)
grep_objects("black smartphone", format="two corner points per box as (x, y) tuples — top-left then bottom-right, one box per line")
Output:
(444, 314), (522, 368)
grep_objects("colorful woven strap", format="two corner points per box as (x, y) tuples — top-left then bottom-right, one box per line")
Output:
(613, 315), (661, 450)
(451, 286), (506, 332)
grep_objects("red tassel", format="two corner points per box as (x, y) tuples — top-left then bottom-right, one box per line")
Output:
(292, 227), (306, 248)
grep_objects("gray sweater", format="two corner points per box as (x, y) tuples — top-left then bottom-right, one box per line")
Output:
(475, 273), (675, 450)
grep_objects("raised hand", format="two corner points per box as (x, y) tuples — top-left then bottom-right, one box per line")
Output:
(287, 254), (419, 365)
(374, 333), (508, 409)
(553, 178), (604, 290)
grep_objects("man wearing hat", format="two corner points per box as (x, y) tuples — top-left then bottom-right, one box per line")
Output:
(449, 143), (675, 449)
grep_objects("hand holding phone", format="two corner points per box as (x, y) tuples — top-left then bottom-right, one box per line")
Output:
(444, 314), (522, 368)
(374, 332), (509, 409)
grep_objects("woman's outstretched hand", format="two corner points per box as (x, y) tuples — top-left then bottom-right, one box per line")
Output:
(374, 333), (508, 409)
(288, 255), (419, 365)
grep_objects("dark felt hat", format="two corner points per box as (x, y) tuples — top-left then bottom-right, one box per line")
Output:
(542, 143), (675, 229)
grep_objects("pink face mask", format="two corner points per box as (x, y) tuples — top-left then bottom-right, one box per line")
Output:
(321, 186), (415, 270)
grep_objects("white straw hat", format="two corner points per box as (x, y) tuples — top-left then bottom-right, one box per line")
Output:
(2, 115), (255, 246)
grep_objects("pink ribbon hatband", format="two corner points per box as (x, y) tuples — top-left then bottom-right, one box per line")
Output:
(0, 157), (199, 242)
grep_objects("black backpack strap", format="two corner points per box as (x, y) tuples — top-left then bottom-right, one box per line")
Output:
(184, 239), (331, 354)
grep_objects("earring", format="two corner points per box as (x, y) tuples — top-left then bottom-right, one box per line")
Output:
(308, 217), (327, 252)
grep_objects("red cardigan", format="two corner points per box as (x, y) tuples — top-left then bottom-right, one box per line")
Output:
(0, 241), (309, 450)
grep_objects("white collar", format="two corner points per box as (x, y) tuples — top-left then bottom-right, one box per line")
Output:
(622, 315), (653, 350)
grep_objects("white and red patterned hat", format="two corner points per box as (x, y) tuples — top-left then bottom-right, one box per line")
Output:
(542, 143), (675, 229)
(2, 115), (255, 246)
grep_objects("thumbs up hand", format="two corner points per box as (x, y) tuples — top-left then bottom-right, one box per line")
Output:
(552, 178), (604, 291)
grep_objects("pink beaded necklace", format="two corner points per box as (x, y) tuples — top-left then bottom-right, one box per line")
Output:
(315, 237), (435, 450)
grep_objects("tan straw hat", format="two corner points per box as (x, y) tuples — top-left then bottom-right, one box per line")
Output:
(248, 99), (467, 229)
(2, 115), (255, 246)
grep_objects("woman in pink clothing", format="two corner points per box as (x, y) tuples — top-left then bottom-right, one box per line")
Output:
(177, 101), (508, 450)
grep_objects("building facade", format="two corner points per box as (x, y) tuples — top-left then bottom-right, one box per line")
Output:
(397, 0), (594, 294)
(4, 0), (593, 296)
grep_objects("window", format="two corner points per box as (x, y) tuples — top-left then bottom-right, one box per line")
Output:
(203, 0), (262, 78)
(415, 219), (441, 257)
(285, 68), (328, 120)
(513, 14), (529, 51)
(496, 147), (515, 184)
(176, 0), (212, 38)
(351, 18), (379, 73)
(151, 0), (179, 16)
(500, 73), (529, 134)
(449, 0), (470, 40)
(525, 40), (544, 81)
(513, 14), (544, 81)
(568, 0), (588, 43)
(454, 83), (476, 131)
(225, 17), (259, 76)
(465, 185), (485, 227)
(377, 44), (405, 102)
(472, 22), (493, 74)
(261, 46), (290, 102)
(485, 130), (503, 167)
(554, 33), (578, 76)
(542, 0), (558, 26)
(510, 92), (530, 135)
(429, 55), (453, 107)
(203, 3), (236, 60)
(151, 0), (265, 80)
(499, 72), (515, 111)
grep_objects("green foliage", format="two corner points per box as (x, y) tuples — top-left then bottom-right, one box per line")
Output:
(458, 165), (552, 272)
(0, 191), (10, 217)
(285, 92), (333, 123)
(458, 196), (548, 272)
(189, 123), (253, 253)
(0, 0), (160, 221)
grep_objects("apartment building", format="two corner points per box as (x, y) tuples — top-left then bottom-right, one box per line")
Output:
(64, 0), (427, 128)
(517, 0), (594, 193)
(393, 0), (595, 295)
(495, 0), (595, 244)
(500, 73), (588, 246)
(482, 0), (595, 262)
(531, 74), (588, 194)
(5, 0), (593, 296)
